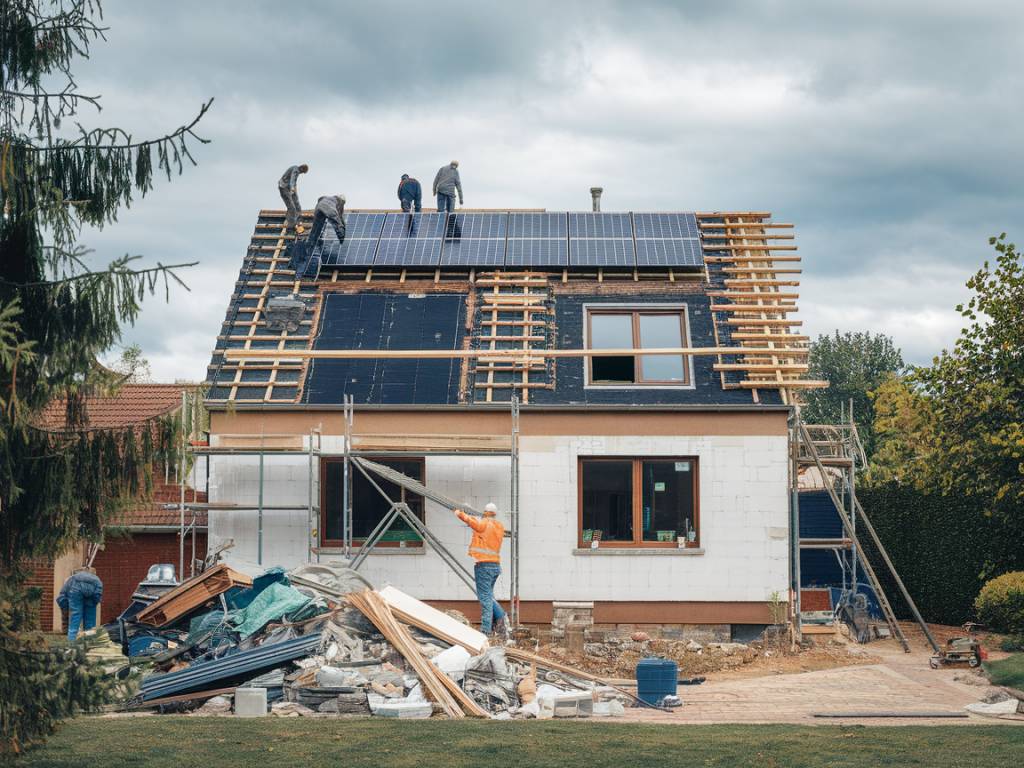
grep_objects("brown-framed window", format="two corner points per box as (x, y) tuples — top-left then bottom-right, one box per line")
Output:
(586, 308), (690, 385)
(321, 457), (425, 547)
(578, 457), (699, 548)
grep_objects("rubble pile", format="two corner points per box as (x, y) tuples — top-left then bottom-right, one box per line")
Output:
(106, 561), (632, 720)
(545, 637), (760, 678)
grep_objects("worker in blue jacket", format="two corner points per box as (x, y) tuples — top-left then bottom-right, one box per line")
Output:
(397, 174), (422, 212)
(56, 568), (104, 641)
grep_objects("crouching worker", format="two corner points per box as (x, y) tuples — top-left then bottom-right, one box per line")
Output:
(455, 503), (509, 638)
(56, 568), (103, 641)
(289, 194), (346, 278)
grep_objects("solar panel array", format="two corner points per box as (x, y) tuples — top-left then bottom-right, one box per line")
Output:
(317, 212), (703, 270)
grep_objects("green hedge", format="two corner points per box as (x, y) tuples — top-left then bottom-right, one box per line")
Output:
(975, 572), (1024, 634)
(856, 484), (1024, 626)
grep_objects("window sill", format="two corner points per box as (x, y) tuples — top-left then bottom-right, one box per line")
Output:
(572, 547), (705, 556)
(314, 547), (426, 556)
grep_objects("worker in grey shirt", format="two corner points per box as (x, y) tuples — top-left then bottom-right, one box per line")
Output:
(278, 163), (308, 232)
(289, 194), (346, 278)
(432, 160), (463, 214)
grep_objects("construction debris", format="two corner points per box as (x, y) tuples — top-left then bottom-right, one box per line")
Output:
(106, 560), (626, 720)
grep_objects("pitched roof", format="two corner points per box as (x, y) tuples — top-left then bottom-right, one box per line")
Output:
(114, 481), (208, 528)
(35, 383), (189, 431)
(205, 209), (817, 408)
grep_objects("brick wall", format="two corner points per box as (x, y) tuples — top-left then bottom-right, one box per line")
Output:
(93, 532), (208, 619)
(23, 559), (56, 632)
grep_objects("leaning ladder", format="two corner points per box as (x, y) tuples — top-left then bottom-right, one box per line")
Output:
(797, 420), (925, 652)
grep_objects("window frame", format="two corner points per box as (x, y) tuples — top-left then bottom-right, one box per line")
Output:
(577, 456), (700, 549)
(320, 456), (426, 548)
(583, 304), (694, 388)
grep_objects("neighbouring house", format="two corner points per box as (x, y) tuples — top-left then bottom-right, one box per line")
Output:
(27, 384), (207, 631)
(203, 205), (820, 640)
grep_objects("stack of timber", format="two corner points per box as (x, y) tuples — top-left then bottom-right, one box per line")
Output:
(345, 589), (489, 718)
(697, 211), (827, 405)
(136, 563), (253, 627)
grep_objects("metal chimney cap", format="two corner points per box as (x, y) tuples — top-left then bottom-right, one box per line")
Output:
(589, 186), (604, 212)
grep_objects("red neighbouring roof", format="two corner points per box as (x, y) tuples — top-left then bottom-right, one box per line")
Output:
(112, 480), (209, 529)
(34, 383), (193, 431)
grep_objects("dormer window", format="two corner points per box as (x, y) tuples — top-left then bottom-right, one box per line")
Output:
(586, 307), (691, 386)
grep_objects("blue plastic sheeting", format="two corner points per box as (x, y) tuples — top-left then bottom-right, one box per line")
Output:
(226, 567), (289, 611)
(303, 292), (466, 405)
(229, 582), (312, 639)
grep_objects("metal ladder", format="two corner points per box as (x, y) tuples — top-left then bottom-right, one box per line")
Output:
(796, 417), (939, 653)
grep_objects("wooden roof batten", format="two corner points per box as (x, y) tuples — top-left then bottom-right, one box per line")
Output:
(697, 211), (828, 405)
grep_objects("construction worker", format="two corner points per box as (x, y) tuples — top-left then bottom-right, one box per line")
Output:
(56, 568), (103, 641)
(455, 502), (509, 638)
(278, 163), (308, 232)
(432, 160), (463, 214)
(289, 194), (346, 278)
(397, 173), (422, 212)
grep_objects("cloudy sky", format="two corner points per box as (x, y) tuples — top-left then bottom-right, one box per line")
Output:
(69, 0), (1022, 381)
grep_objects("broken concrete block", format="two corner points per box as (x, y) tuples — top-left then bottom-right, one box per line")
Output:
(372, 701), (433, 719)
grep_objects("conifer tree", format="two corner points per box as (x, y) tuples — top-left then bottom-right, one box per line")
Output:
(0, 1), (211, 751)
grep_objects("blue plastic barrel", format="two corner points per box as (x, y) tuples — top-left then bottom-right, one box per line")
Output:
(636, 657), (678, 705)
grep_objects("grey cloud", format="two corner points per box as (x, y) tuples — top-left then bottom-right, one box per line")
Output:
(59, 0), (1024, 378)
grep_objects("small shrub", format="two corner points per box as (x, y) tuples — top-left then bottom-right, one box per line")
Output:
(975, 572), (1024, 634)
(1000, 634), (1024, 653)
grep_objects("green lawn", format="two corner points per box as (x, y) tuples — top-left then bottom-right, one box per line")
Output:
(985, 653), (1024, 689)
(9, 717), (1024, 768)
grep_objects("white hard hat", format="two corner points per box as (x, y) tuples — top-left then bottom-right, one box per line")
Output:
(483, 502), (498, 515)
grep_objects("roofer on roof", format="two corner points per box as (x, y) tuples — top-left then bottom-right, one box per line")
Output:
(397, 173), (422, 213)
(432, 160), (463, 215)
(289, 194), (345, 279)
(278, 164), (308, 233)
(455, 502), (509, 639)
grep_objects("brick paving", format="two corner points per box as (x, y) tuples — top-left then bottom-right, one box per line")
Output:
(625, 645), (1024, 725)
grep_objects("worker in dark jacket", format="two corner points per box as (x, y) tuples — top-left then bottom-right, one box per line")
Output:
(397, 174), (422, 212)
(56, 568), (103, 641)
(278, 163), (308, 232)
(432, 161), (463, 214)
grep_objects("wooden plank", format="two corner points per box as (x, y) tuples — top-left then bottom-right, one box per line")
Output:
(714, 363), (809, 372)
(721, 267), (801, 274)
(707, 291), (800, 300)
(351, 434), (512, 453)
(739, 380), (827, 389)
(226, 345), (810, 361)
(378, 585), (488, 654)
(704, 256), (802, 263)
(136, 564), (253, 627)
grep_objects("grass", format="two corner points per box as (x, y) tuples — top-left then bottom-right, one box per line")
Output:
(985, 653), (1024, 689)
(7, 717), (1024, 768)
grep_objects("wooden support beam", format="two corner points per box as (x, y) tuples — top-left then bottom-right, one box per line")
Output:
(720, 267), (802, 274)
(707, 291), (801, 300)
(714, 363), (809, 372)
(739, 380), (827, 389)
(226, 345), (810, 361)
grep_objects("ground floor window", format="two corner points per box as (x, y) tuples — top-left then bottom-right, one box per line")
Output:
(578, 457), (698, 547)
(321, 457), (425, 547)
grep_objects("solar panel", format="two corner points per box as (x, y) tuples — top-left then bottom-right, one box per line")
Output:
(505, 238), (568, 267)
(634, 238), (703, 267)
(440, 238), (505, 266)
(380, 212), (447, 239)
(444, 213), (507, 239)
(633, 213), (699, 239)
(342, 213), (387, 239)
(374, 238), (442, 267)
(568, 212), (631, 238)
(508, 213), (567, 238)
(569, 238), (636, 267)
(317, 238), (378, 266)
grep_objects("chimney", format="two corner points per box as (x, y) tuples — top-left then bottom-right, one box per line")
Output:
(590, 187), (603, 212)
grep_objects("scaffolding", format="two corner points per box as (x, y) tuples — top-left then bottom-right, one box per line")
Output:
(182, 395), (523, 625)
(791, 409), (939, 654)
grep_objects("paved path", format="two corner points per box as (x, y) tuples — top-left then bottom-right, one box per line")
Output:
(625, 645), (1024, 725)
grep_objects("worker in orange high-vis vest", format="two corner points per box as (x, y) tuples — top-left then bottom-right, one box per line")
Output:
(455, 502), (509, 638)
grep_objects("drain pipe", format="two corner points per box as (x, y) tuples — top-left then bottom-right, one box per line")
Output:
(590, 187), (603, 212)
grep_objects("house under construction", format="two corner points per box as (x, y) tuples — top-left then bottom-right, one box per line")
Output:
(197, 200), (931, 645)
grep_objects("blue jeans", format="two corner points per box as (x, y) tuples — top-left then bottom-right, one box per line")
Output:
(436, 193), (456, 214)
(474, 562), (506, 634)
(67, 592), (98, 641)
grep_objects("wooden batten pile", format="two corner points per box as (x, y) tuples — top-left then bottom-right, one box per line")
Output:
(346, 589), (489, 718)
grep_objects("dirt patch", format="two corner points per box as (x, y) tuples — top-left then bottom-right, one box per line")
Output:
(525, 636), (879, 682)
